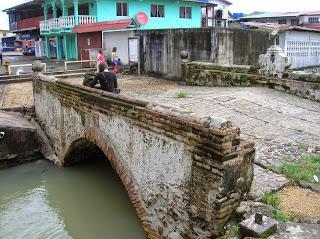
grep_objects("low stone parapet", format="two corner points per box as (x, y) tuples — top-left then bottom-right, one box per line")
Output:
(182, 61), (320, 103)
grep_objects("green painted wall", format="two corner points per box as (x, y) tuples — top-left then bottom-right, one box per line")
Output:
(96, 0), (204, 29)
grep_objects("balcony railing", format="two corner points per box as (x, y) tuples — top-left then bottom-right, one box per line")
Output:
(40, 15), (97, 33)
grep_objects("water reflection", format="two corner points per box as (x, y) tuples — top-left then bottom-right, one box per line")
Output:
(0, 159), (145, 239)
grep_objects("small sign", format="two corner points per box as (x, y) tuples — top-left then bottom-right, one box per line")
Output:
(128, 38), (139, 62)
(136, 12), (148, 25)
(128, 37), (141, 75)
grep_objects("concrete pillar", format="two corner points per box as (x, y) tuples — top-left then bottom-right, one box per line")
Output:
(74, 34), (78, 60)
(52, 2), (57, 18)
(73, 0), (79, 25)
(43, 4), (48, 20)
(56, 36), (62, 60)
(61, 0), (68, 16)
(64, 35), (69, 60)
(45, 36), (51, 59)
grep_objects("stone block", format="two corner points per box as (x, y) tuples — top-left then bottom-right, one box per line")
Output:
(239, 214), (278, 238)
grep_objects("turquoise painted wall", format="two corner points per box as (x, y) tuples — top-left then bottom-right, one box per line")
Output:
(96, 0), (205, 29)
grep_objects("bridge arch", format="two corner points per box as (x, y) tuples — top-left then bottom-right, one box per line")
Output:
(61, 127), (159, 239)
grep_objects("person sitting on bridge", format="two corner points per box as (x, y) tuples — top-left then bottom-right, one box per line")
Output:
(88, 62), (120, 94)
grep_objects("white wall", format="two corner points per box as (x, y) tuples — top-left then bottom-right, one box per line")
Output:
(280, 31), (320, 68)
(103, 30), (135, 65)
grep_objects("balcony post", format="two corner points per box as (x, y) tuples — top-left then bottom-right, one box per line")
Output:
(52, 2), (57, 18)
(43, 4), (48, 20)
(73, 0), (79, 25)
(61, 0), (68, 16)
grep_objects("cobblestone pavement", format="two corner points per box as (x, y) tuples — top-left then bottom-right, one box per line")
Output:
(46, 76), (320, 198)
(116, 76), (320, 198)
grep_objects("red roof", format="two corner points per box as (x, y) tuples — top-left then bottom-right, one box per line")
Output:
(72, 19), (136, 33)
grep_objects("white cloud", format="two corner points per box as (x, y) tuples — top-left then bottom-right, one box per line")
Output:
(229, 0), (320, 13)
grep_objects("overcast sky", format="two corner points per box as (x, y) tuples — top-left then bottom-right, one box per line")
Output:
(1, 0), (320, 30)
(229, 0), (320, 13)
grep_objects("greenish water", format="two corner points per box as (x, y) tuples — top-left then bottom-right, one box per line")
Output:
(0, 159), (146, 239)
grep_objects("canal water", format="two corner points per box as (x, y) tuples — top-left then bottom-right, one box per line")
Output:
(0, 158), (146, 239)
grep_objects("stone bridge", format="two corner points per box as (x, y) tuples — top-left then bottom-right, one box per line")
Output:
(32, 63), (255, 238)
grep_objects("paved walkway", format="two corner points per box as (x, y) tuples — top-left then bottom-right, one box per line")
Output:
(115, 76), (320, 198)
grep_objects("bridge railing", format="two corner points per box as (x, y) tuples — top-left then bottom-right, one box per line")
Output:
(8, 63), (47, 76)
(64, 60), (96, 72)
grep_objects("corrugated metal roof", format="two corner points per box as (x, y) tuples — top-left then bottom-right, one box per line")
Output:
(242, 12), (300, 19)
(242, 21), (320, 32)
(72, 19), (137, 34)
(300, 11), (320, 16)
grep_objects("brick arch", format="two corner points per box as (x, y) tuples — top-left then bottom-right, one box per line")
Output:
(61, 127), (160, 239)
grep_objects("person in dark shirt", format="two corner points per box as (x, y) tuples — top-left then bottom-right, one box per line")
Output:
(89, 62), (120, 94)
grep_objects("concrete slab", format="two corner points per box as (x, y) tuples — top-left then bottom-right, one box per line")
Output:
(0, 110), (40, 169)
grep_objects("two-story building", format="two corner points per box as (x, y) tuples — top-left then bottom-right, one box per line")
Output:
(36, 0), (225, 62)
(3, 1), (44, 45)
(241, 11), (320, 29)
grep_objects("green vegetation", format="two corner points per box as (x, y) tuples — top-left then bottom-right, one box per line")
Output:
(297, 143), (307, 150)
(261, 192), (280, 207)
(176, 92), (188, 98)
(278, 155), (320, 184)
(240, 79), (251, 87)
(128, 107), (141, 119)
(217, 223), (239, 239)
(273, 210), (289, 222)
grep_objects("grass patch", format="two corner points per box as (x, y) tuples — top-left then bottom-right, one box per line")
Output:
(176, 92), (188, 98)
(297, 143), (307, 150)
(217, 223), (239, 239)
(273, 210), (289, 222)
(278, 155), (320, 184)
(261, 192), (280, 207)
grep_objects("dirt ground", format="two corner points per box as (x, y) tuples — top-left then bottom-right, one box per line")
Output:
(0, 75), (179, 108)
(1, 82), (33, 108)
(68, 74), (180, 95)
(277, 186), (320, 220)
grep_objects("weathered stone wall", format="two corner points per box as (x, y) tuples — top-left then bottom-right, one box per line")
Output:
(137, 28), (273, 80)
(32, 70), (255, 238)
(182, 61), (320, 102)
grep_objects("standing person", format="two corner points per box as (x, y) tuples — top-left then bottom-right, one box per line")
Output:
(0, 44), (3, 66)
(89, 62), (120, 94)
(96, 49), (105, 72)
(111, 47), (120, 73)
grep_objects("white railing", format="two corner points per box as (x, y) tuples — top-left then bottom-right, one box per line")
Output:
(8, 63), (47, 76)
(59, 16), (75, 29)
(78, 15), (97, 25)
(40, 15), (97, 32)
(40, 20), (50, 31)
(49, 18), (60, 30)
(64, 60), (96, 72)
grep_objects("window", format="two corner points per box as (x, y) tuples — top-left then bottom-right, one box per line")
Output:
(278, 19), (287, 24)
(180, 7), (192, 19)
(291, 19), (299, 25)
(116, 2), (128, 16)
(309, 17), (320, 23)
(201, 6), (215, 27)
(151, 4), (164, 18)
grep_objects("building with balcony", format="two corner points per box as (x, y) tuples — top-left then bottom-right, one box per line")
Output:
(3, 1), (44, 45)
(36, 0), (224, 62)
(3, 0), (230, 62)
